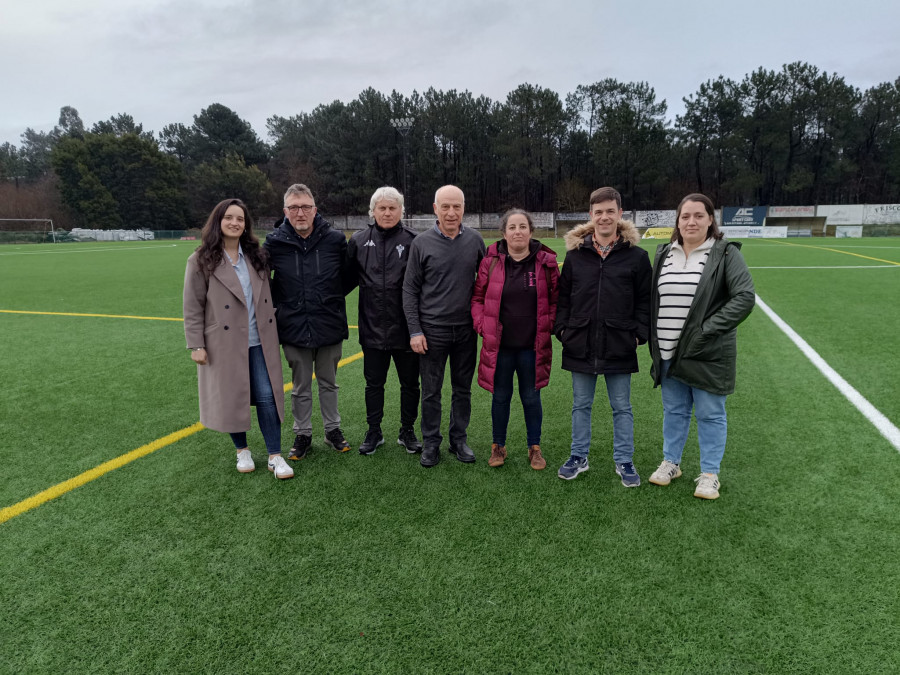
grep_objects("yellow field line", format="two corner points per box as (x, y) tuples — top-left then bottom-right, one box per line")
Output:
(0, 309), (184, 321)
(764, 240), (900, 266)
(0, 309), (360, 329)
(0, 349), (365, 525)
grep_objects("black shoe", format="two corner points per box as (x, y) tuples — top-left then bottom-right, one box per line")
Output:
(449, 443), (476, 463)
(420, 445), (440, 467)
(288, 434), (311, 461)
(359, 428), (384, 455)
(324, 428), (351, 453)
(397, 427), (422, 454)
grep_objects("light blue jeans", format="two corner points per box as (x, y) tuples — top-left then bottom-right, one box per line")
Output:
(570, 371), (634, 463)
(660, 359), (727, 474)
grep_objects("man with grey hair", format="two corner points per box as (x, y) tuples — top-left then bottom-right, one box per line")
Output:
(346, 186), (422, 456)
(403, 185), (485, 467)
(265, 183), (352, 459)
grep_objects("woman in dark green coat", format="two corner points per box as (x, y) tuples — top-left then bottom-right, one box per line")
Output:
(647, 194), (755, 500)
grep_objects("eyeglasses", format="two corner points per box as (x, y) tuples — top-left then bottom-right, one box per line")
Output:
(286, 204), (315, 214)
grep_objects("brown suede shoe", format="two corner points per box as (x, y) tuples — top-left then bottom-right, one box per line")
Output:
(488, 443), (507, 467)
(528, 445), (546, 470)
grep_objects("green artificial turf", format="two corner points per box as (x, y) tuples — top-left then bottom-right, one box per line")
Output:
(1, 238), (899, 673)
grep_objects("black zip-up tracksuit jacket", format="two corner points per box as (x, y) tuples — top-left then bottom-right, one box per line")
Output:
(264, 214), (350, 349)
(346, 222), (417, 350)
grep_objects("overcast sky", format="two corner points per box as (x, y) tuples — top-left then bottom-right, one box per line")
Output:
(2, 0), (898, 146)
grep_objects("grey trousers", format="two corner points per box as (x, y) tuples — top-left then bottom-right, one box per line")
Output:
(282, 342), (343, 435)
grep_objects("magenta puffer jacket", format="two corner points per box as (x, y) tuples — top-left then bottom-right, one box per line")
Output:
(471, 240), (560, 393)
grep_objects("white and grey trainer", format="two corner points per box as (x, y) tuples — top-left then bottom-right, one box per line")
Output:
(693, 473), (720, 499)
(649, 459), (682, 486)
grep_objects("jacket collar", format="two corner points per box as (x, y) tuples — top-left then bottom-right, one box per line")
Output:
(211, 256), (248, 306)
(371, 221), (402, 238)
(273, 212), (328, 247)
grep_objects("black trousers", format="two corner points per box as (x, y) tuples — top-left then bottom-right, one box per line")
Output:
(418, 323), (477, 448)
(362, 347), (420, 430)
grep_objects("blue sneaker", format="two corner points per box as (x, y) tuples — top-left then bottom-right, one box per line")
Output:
(558, 455), (589, 480)
(615, 462), (641, 487)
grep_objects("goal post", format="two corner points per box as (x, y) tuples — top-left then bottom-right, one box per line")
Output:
(0, 218), (56, 243)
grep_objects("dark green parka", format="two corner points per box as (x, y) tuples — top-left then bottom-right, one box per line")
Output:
(649, 238), (755, 396)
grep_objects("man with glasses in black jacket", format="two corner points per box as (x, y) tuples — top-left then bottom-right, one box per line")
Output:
(265, 183), (352, 459)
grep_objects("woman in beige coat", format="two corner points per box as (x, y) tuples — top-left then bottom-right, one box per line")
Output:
(183, 198), (293, 479)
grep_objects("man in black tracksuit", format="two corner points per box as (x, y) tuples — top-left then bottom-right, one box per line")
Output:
(346, 187), (422, 456)
(264, 183), (351, 459)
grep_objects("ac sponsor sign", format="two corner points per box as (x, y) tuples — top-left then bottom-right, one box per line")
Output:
(863, 204), (900, 224)
(817, 204), (864, 225)
(768, 205), (815, 218)
(722, 207), (767, 226)
(636, 210), (675, 228)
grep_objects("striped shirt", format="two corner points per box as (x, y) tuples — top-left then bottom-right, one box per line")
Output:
(656, 238), (714, 359)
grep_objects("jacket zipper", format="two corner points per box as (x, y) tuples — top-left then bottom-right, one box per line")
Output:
(594, 251), (604, 370)
(379, 232), (387, 349)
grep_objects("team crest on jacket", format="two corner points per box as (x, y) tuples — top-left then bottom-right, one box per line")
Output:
(395, 244), (405, 258)
(364, 240), (376, 247)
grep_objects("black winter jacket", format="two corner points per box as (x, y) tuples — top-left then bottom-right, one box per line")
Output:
(346, 222), (417, 350)
(553, 221), (652, 375)
(264, 214), (350, 348)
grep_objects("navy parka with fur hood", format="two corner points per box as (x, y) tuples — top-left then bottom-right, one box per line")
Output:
(553, 219), (652, 375)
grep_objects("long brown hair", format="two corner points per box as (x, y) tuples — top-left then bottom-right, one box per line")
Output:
(195, 199), (268, 278)
(671, 193), (723, 245)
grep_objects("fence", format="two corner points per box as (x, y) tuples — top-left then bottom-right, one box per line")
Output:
(3, 212), (900, 245)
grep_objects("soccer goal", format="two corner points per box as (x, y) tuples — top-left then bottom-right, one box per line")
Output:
(0, 218), (57, 244)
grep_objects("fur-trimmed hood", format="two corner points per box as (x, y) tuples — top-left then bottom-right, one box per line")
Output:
(564, 220), (640, 251)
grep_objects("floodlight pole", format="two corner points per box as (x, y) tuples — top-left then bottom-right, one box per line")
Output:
(391, 117), (414, 214)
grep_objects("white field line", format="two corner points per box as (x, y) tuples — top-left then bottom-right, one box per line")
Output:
(749, 265), (899, 269)
(755, 294), (900, 453)
(0, 244), (179, 256)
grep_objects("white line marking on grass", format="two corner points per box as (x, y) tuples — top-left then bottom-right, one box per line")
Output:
(756, 294), (900, 453)
(749, 265), (899, 269)
(0, 244), (179, 256)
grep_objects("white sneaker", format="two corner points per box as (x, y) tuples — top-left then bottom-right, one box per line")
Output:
(649, 459), (681, 486)
(693, 473), (720, 499)
(236, 449), (255, 473)
(268, 454), (295, 480)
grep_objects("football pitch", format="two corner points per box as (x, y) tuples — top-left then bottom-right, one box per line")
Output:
(1, 237), (899, 673)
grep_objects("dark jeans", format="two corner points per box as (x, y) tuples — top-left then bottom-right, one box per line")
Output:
(419, 323), (477, 448)
(362, 346), (420, 429)
(229, 345), (281, 455)
(492, 348), (542, 447)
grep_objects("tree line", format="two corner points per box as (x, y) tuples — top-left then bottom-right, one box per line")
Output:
(1, 61), (898, 230)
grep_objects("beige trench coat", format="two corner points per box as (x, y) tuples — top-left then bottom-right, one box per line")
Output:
(183, 251), (285, 433)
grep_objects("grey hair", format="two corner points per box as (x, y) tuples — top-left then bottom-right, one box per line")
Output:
(283, 183), (315, 205)
(499, 208), (535, 233)
(368, 186), (405, 218)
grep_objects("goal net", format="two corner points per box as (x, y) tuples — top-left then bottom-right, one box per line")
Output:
(0, 218), (56, 244)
